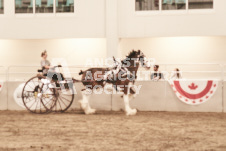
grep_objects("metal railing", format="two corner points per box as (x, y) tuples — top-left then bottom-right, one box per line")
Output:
(6, 65), (109, 81)
(137, 63), (223, 81)
(6, 63), (224, 81)
(0, 66), (6, 81)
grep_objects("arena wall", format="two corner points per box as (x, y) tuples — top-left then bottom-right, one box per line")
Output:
(112, 81), (223, 112)
(223, 82), (226, 113)
(1, 80), (225, 113)
(0, 82), (7, 110)
(0, 39), (106, 67)
(119, 37), (226, 65)
(1, 37), (226, 67)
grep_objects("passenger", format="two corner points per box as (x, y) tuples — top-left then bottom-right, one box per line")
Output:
(170, 68), (182, 80)
(150, 65), (164, 81)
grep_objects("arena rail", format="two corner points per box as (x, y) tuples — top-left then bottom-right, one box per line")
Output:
(222, 64), (226, 112)
(5, 63), (224, 78)
(1, 64), (225, 112)
(0, 66), (7, 110)
(0, 66), (6, 81)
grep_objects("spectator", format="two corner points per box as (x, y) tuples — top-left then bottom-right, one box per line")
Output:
(170, 68), (182, 80)
(151, 65), (164, 81)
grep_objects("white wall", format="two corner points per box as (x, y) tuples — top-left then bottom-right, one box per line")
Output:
(1, 0), (226, 65)
(118, 0), (226, 37)
(0, 0), (105, 39)
(3, 0), (226, 39)
(119, 36), (226, 79)
(120, 36), (226, 64)
(0, 39), (106, 66)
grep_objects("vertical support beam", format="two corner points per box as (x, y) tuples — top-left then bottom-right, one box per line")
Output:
(5, 0), (15, 15)
(106, 0), (119, 58)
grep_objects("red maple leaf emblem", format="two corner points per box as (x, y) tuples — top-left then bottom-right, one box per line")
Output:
(188, 83), (198, 90)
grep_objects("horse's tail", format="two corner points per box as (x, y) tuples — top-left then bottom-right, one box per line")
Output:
(79, 70), (84, 75)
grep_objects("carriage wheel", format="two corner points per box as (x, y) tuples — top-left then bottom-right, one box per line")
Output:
(40, 83), (58, 112)
(22, 76), (57, 114)
(52, 82), (74, 112)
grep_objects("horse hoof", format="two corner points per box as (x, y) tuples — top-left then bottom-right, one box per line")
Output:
(126, 109), (137, 116)
(85, 108), (96, 115)
(90, 109), (96, 114)
(131, 109), (137, 115)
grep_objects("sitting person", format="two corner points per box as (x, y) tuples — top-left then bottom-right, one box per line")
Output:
(40, 50), (64, 82)
(170, 68), (182, 80)
(151, 65), (164, 81)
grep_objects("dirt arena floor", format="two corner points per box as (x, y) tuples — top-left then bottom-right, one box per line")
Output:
(0, 111), (226, 151)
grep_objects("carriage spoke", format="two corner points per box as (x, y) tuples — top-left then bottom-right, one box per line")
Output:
(35, 98), (41, 113)
(39, 98), (42, 113)
(28, 98), (38, 111)
(31, 79), (37, 87)
(42, 96), (54, 107)
(59, 95), (71, 103)
(59, 96), (68, 107)
(52, 88), (74, 112)
(22, 76), (52, 114)
(26, 83), (35, 90)
(24, 96), (35, 103)
(56, 98), (62, 110)
(22, 76), (74, 113)
(41, 89), (56, 112)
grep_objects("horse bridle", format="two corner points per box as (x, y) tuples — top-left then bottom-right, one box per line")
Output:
(137, 51), (147, 67)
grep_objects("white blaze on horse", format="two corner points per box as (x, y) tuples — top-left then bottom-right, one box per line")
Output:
(78, 50), (151, 115)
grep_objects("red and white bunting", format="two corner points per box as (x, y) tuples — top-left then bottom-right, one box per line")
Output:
(0, 81), (3, 92)
(168, 80), (218, 105)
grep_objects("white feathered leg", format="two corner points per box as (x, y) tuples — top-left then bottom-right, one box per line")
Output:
(123, 95), (137, 116)
(123, 82), (137, 116)
(79, 89), (96, 114)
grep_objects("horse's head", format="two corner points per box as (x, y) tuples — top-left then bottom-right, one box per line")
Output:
(123, 50), (151, 70)
(137, 50), (151, 70)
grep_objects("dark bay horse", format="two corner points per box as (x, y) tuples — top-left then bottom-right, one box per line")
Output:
(78, 50), (151, 115)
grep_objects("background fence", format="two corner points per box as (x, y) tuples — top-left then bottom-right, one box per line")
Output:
(0, 66), (6, 81)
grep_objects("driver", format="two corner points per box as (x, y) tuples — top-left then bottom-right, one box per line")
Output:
(40, 50), (64, 83)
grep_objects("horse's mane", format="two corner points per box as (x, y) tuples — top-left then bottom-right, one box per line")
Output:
(121, 50), (140, 67)
(127, 50), (137, 58)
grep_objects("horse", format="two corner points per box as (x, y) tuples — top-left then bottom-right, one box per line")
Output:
(78, 50), (151, 115)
